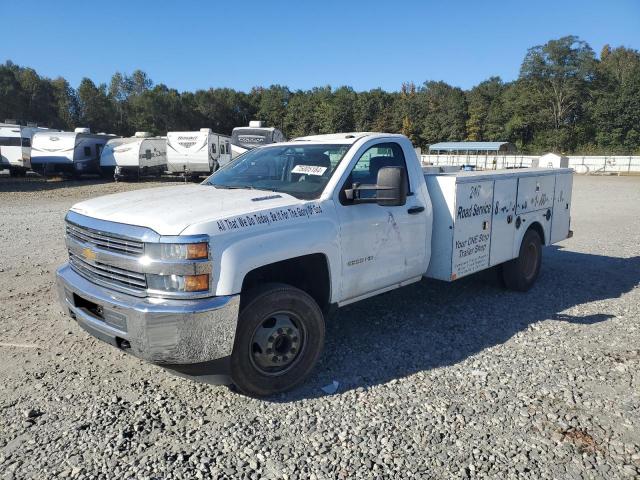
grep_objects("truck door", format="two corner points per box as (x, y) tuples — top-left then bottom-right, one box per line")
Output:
(336, 142), (428, 301)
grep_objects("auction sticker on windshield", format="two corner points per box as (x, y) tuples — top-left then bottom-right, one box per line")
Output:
(291, 165), (327, 176)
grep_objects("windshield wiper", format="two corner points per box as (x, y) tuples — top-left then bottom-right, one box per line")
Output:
(212, 184), (256, 190)
(211, 184), (284, 194)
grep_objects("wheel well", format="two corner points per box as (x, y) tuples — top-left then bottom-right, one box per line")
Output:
(241, 254), (331, 312)
(527, 221), (545, 245)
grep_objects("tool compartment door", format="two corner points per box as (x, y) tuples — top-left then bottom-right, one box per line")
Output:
(451, 180), (493, 279)
(550, 172), (573, 243)
(489, 178), (518, 266)
(516, 175), (556, 216)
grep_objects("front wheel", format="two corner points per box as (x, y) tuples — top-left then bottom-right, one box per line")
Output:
(231, 283), (325, 396)
(502, 228), (542, 292)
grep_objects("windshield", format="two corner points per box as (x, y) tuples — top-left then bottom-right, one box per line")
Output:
(204, 143), (350, 199)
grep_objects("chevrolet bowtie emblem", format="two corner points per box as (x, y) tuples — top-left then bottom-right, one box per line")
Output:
(82, 247), (97, 262)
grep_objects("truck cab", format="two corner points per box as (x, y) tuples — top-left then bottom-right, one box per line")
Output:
(56, 133), (573, 396)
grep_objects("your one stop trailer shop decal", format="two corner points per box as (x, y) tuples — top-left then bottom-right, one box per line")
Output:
(452, 182), (493, 278)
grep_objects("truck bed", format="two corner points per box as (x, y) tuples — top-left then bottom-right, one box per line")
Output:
(424, 167), (573, 281)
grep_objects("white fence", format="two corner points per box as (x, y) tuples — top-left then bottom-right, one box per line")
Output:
(421, 154), (640, 174)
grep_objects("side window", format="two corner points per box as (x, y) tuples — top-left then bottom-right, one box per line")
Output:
(211, 144), (217, 154)
(342, 142), (409, 202)
(84, 146), (91, 156)
(220, 144), (225, 155)
(0, 137), (22, 146)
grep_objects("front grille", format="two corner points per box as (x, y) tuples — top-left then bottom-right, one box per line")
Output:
(66, 222), (144, 256)
(69, 251), (147, 293)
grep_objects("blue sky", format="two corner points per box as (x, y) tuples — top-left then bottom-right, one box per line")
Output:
(3, 0), (639, 92)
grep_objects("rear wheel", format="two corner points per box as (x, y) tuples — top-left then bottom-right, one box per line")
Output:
(502, 228), (542, 292)
(231, 283), (325, 396)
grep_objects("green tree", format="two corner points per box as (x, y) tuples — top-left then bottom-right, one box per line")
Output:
(0, 62), (24, 121)
(326, 86), (356, 133)
(395, 82), (419, 144)
(417, 81), (467, 146)
(255, 85), (290, 130)
(284, 90), (319, 137)
(50, 77), (79, 129)
(77, 78), (115, 133)
(590, 45), (640, 153)
(519, 36), (596, 151)
(465, 77), (507, 141)
(355, 88), (395, 132)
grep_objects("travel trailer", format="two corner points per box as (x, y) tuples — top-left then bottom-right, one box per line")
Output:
(31, 128), (114, 176)
(100, 132), (167, 181)
(0, 122), (59, 176)
(166, 128), (231, 176)
(230, 120), (286, 158)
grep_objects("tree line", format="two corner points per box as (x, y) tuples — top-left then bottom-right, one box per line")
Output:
(1, 36), (638, 154)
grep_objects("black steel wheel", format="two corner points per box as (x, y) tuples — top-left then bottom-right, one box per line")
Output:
(249, 312), (306, 376)
(231, 283), (325, 396)
(502, 228), (542, 292)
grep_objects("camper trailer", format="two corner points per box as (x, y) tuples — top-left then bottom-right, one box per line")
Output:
(0, 122), (59, 176)
(230, 120), (286, 158)
(31, 128), (114, 176)
(100, 132), (167, 181)
(166, 128), (231, 176)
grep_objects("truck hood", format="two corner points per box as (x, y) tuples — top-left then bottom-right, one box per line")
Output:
(69, 184), (302, 235)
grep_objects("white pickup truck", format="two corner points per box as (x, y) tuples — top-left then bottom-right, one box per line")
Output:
(56, 133), (573, 396)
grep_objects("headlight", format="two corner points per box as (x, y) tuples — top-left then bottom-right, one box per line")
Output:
(147, 273), (209, 292)
(145, 242), (209, 260)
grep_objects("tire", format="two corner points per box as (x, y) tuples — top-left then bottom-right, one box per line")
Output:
(231, 283), (325, 396)
(502, 228), (542, 292)
(9, 167), (27, 177)
(100, 166), (115, 180)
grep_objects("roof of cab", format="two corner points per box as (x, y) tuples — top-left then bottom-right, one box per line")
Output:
(291, 132), (404, 144)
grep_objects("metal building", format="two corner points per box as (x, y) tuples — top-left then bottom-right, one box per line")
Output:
(426, 141), (517, 169)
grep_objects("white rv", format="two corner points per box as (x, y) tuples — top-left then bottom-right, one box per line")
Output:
(230, 120), (286, 158)
(0, 122), (59, 176)
(31, 128), (114, 176)
(100, 132), (167, 181)
(166, 128), (231, 176)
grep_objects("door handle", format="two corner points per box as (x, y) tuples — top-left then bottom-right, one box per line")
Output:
(407, 206), (425, 215)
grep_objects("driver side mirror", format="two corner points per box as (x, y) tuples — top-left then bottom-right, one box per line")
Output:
(344, 166), (408, 206)
(375, 166), (408, 206)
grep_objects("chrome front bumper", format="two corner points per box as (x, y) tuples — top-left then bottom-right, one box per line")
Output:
(56, 263), (240, 366)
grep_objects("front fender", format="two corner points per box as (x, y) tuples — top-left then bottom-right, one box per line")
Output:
(213, 216), (341, 301)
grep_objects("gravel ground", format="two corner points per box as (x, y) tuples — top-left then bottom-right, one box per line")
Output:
(0, 174), (638, 479)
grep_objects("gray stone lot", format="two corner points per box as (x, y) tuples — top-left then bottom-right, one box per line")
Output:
(0, 175), (638, 479)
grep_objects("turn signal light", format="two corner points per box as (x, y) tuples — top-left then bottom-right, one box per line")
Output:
(186, 243), (209, 260)
(184, 274), (209, 292)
